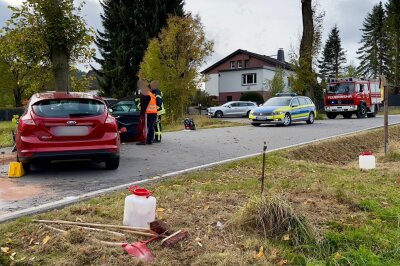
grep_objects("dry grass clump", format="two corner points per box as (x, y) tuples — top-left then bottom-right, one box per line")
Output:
(232, 195), (316, 246)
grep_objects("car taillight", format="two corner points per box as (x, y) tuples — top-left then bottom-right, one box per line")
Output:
(19, 118), (36, 132)
(105, 116), (118, 131)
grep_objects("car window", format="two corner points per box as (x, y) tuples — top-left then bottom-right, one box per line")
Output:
(306, 98), (313, 104)
(298, 97), (308, 105)
(231, 103), (240, 107)
(291, 98), (300, 107)
(111, 100), (139, 115)
(32, 99), (105, 118)
(239, 103), (248, 107)
(247, 103), (255, 106)
(263, 97), (291, 106)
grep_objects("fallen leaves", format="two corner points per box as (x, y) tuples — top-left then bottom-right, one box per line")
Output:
(282, 234), (290, 241)
(254, 246), (265, 259)
(42, 235), (51, 245)
(1, 247), (10, 253)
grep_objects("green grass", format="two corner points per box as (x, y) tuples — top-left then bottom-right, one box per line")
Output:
(378, 107), (400, 115)
(1, 128), (400, 265)
(0, 121), (16, 148)
(163, 115), (245, 132)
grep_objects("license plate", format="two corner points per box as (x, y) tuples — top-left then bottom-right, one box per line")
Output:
(52, 126), (89, 136)
(256, 116), (268, 120)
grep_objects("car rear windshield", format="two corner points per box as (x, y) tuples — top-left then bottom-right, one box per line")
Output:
(263, 97), (292, 106)
(32, 99), (105, 118)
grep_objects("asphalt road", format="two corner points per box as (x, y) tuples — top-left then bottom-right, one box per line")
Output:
(1, 115), (400, 219)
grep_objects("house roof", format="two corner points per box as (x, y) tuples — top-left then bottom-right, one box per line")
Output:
(201, 49), (293, 74)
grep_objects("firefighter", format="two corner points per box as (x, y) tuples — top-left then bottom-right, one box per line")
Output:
(150, 80), (165, 143)
(136, 80), (158, 145)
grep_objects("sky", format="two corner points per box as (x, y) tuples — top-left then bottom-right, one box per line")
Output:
(0, 0), (388, 71)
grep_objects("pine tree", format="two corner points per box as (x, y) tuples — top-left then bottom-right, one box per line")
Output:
(356, 2), (388, 79)
(318, 25), (347, 79)
(386, 0), (400, 88)
(94, 0), (184, 98)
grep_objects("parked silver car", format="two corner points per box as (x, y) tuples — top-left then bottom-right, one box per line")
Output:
(208, 101), (257, 118)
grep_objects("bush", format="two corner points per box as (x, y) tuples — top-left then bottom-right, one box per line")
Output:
(240, 92), (264, 104)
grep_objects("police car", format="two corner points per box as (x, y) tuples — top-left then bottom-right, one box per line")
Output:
(249, 93), (316, 126)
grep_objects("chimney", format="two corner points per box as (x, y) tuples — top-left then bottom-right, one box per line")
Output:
(277, 48), (285, 62)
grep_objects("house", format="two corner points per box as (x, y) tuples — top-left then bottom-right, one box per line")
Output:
(201, 49), (294, 104)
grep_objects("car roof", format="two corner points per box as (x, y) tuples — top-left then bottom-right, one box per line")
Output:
(30, 92), (104, 104)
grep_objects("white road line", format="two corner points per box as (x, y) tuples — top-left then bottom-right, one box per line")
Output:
(1, 122), (399, 223)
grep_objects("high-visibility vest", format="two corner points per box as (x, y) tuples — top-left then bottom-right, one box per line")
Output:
(146, 92), (158, 114)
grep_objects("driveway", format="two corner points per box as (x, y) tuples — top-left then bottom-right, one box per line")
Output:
(1, 116), (400, 220)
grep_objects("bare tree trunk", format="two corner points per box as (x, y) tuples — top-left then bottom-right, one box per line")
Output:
(13, 87), (23, 107)
(43, 0), (71, 92)
(300, 0), (315, 98)
(51, 47), (70, 92)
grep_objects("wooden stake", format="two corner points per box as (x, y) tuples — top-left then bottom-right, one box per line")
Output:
(261, 142), (267, 196)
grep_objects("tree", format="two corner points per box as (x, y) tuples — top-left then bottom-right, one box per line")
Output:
(0, 30), (51, 106)
(386, 0), (400, 88)
(0, 61), (15, 107)
(268, 68), (286, 97)
(240, 92), (264, 104)
(343, 63), (360, 78)
(290, 0), (324, 98)
(319, 26), (347, 79)
(5, 0), (94, 92)
(191, 89), (214, 108)
(139, 15), (214, 121)
(94, 0), (185, 98)
(357, 2), (388, 79)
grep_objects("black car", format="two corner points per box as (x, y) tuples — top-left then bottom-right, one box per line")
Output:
(108, 96), (142, 142)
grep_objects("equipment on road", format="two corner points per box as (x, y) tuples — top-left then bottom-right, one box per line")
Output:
(8, 161), (25, 178)
(123, 186), (156, 228)
(184, 118), (196, 130)
(324, 77), (381, 119)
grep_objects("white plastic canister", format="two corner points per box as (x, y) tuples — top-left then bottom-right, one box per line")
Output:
(359, 151), (376, 170)
(123, 186), (156, 228)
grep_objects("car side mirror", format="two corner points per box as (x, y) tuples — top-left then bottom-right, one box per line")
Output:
(227, 106), (231, 108)
(108, 108), (113, 113)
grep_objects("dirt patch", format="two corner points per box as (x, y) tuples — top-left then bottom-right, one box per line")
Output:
(0, 177), (46, 201)
(286, 125), (400, 164)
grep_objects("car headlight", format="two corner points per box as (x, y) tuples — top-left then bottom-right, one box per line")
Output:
(272, 111), (284, 115)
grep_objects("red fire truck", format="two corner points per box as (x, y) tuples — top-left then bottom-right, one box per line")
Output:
(324, 77), (381, 119)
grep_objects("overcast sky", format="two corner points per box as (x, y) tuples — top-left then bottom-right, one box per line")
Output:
(0, 0), (387, 71)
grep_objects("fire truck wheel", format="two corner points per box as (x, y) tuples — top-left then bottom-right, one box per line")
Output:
(326, 112), (337, 119)
(356, 104), (367, 118)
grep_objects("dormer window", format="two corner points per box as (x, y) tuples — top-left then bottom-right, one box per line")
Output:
(237, 60), (243, 68)
(230, 61), (236, 69)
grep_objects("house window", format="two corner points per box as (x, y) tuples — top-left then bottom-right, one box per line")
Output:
(287, 77), (291, 88)
(237, 60), (243, 68)
(227, 96), (233, 102)
(230, 61), (236, 69)
(245, 60), (250, 68)
(242, 73), (257, 85)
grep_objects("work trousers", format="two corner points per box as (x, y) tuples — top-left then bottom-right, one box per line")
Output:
(146, 114), (157, 144)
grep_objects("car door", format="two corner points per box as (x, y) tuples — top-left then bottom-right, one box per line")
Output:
(237, 102), (249, 116)
(290, 98), (302, 120)
(227, 102), (240, 116)
(298, 97), (310, 120)
(109, 96), (141, 141)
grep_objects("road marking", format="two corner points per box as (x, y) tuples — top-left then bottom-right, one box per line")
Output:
(1, 122), (399, 223)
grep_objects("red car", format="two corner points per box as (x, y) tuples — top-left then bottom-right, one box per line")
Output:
(16, 92), (121, 172)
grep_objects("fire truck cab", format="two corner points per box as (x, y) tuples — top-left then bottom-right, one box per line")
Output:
(324, 77), (381, 119)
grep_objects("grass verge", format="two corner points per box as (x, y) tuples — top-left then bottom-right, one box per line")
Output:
(0, 121), (16, 148)
(163, 115), (245, 132)
(1, 126), (400, 265)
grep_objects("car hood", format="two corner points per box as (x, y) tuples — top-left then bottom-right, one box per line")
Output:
(253, 106), (290, 113)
